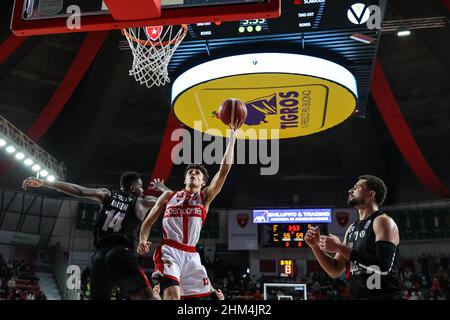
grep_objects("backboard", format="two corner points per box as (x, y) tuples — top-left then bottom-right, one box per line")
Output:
(11, 0), (281, 36)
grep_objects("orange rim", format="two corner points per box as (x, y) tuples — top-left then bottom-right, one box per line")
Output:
(121, 24), (188, 47)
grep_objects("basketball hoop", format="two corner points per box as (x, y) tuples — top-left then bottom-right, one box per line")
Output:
(122, 24), (188, 88)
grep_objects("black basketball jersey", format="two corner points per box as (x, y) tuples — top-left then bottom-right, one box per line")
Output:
(93, 190), (140, 249)
(345, 211), (402, 299)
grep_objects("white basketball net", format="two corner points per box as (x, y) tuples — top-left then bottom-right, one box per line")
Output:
(122, 25), (187, 88)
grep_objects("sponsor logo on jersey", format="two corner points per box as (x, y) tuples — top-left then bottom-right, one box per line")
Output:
(349, 261), (373, 275)
(188, 194), (201, 206)
(164, 207), (203, 217)
(349, 224), (356, 233)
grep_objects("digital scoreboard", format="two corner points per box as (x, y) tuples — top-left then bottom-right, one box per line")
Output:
(279, 259), (295, 277)
(187, 0), (379, 39)
(273, 224), (306, 248)
(261, 223), (328, 248)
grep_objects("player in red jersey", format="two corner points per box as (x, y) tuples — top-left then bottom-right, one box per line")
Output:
(138, 120), (242, 299)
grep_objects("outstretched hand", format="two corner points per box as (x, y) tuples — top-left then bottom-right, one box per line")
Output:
(229, 119), (244, 140)
(152, 283), (162, 300)
(319, 234), (342, 253)
(22, 177), (43, 191)
(230, 119), (244, 131)
(137, 241), (152, 255)
(215, 289), (225, 300)
(149, 178), (167, 193)
(305, 225), (320, 248)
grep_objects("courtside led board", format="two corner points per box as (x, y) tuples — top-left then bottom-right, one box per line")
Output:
(253, 208), (332, 224)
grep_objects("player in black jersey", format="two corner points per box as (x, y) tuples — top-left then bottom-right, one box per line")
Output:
(305, 175), (403, 300)
(22, 172), (170, 300)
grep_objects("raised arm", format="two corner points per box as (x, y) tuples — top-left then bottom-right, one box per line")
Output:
(22, 177), (110, 205)
(203, 121), (241, 206)
(135, 196), (158, 222)
(135, 179), (173, 221)
(305, 225), (351, 278)
(320, 214), (399, 274)
(149, 178), (172, 193)
(137, 191), (172, 255)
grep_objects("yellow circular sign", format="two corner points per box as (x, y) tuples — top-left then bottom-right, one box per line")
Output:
(173, 72), (357, 140)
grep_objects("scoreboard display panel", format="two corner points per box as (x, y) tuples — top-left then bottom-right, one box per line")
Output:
(279, 259), (295, 277)
(260, 223), (328, 248)
(187, 0), (380, 40)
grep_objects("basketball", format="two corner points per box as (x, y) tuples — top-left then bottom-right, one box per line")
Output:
(217, 98), (247, 127)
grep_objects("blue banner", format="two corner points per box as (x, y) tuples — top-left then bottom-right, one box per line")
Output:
(253, 208), (332, 224)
